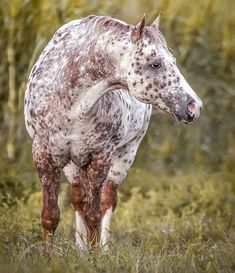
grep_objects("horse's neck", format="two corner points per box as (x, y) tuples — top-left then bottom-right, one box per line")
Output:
(72, 32), (132, 118)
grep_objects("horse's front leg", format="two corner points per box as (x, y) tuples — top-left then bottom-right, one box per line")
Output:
(85, 154), (111, 246)
(99, 138), (144, 250)
(32, 137), (61, 253)
(100, 180), (118, 250)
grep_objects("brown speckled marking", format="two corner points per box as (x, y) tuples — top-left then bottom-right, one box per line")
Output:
(100, 180), (118, 216)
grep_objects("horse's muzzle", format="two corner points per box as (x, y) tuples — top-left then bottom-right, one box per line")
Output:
(173, 98), (203, 124)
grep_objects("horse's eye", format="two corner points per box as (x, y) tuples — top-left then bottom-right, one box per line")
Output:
(151, 60), (162, 69)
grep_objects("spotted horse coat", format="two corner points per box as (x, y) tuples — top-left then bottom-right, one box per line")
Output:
(24, 14), (202, 252)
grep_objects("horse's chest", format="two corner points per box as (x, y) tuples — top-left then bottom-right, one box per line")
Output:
(68, 93), (147, 167)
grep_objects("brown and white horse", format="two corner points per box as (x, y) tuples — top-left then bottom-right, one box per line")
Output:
(24, 15), (202, 252)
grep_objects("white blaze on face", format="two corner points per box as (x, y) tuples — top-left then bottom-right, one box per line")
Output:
(176, 67), (202, 103)
(160, 47), (203, 113)
(75, 211), (87, 250)
(175, 66), (203, 118)
(100, 207), (113, 250)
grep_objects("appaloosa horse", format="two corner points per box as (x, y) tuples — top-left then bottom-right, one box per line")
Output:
(24, 15), (202, 252)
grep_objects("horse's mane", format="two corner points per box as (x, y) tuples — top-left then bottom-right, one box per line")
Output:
(80, 15), (166, 45)
(81, 15), (130, 38)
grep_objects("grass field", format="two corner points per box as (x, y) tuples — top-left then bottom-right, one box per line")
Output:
(0, 170), (234, 273)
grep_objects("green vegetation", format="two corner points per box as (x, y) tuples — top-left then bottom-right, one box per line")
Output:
(0, 172), (234, 272)
(0, 0), (234, 272)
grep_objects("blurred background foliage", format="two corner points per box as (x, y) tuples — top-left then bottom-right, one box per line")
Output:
(0, 0), (235, 191)
(0, 0), (235, 272)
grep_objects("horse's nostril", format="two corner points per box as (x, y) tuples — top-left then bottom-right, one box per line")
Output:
(187, 101), (197, 115)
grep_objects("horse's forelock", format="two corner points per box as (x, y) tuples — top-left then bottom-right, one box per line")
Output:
(144, 27), (167, 46)
(80, 15), (166, 48)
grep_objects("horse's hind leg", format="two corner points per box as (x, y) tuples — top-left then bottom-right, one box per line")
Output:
(32, 137), (61, 253)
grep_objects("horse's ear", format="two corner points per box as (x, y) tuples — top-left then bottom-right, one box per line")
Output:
(151, 14), (160, 29)
(131, 14), (146, 43)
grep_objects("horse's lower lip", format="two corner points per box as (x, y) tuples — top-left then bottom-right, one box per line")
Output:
(173, 112), (192, 124)
(157, 109), (195, 124)
(177, 118), (189, 124)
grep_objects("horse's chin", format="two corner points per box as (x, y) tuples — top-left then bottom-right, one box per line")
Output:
(153, 106), (193, 124)
(172, 112), (193, 124)
(175, 116), (189, 124)
(152, 106), (165, 114)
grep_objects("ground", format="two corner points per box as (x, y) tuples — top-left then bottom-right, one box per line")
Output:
(0, 169), (234, 273)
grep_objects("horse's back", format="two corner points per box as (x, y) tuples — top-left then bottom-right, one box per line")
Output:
(24, 19), (87, 139)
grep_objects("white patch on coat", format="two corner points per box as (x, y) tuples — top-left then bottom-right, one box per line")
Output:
(100, 207), (113, 249)
(176, 67), (203, 107)
(75, 211), (87, 251)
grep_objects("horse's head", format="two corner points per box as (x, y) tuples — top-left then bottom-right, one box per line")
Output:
(125, 15), (202, 123)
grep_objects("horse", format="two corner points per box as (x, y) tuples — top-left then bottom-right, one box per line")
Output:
(24, 14), (202, 253)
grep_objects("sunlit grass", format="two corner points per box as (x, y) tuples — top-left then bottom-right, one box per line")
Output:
(0, 170), (234, 273)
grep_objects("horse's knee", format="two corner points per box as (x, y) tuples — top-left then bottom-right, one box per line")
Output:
(41, 215), (60, 234)
(108, 170), (126, 185)
(71, 182), (86, 211)
(41, 201), (60, 233)
(101, 180), (118, 215)
(108, 161), (132, 185)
